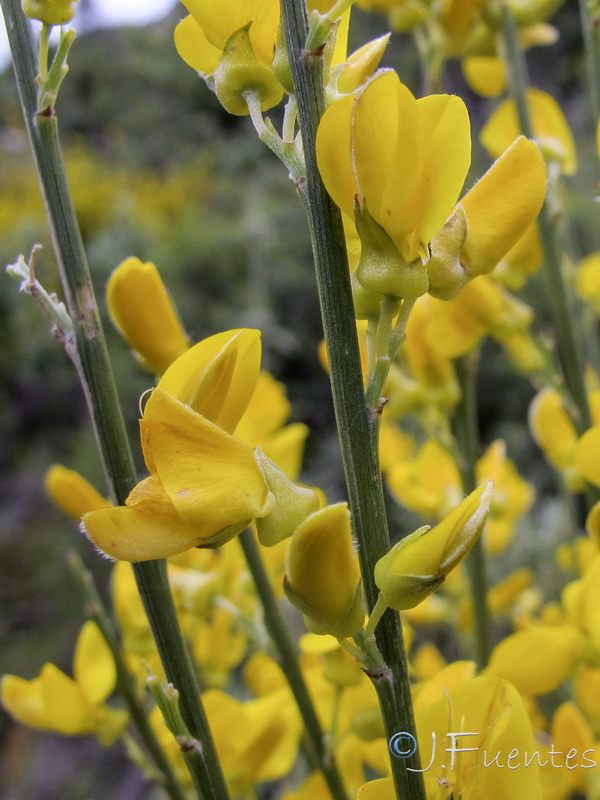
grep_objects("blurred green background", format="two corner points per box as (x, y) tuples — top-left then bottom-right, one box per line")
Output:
(0, 0), (598, 796)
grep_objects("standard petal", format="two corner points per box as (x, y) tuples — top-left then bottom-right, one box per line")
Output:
(156, 328), (261, 433)
(143, 389), (273, 528)
(174, 15), (222, 73)
(412, 93), (471, 256)
(461, 137), (546, 276)
(316, 93), (357, 219)
(356, 72), (421, 248)
(181, 0), (279, 66)
(73, 621), (117, 706)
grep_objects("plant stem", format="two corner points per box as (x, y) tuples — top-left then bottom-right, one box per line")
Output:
(67, 552), (186, 800)
(279, 2), (426, 798)
(238, 530), (349, 800)
(2, 3), (230, 797)
(578, 0), (600, 122)
(501, 5), (593, 441)
(452, 352), (491, 668)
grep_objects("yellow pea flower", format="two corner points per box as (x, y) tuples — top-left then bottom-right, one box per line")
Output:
(385, 438), (463, 519)
(457, 136), (546, 280)
(462, 56), (506, 98)
(486, 625), (584, 695)
(481, 89), (577, 174)
(374, 483), (493, 610)
(493, 221), (543, 291)
(476, 440), (535, 554)
(2, 621), (127, 746)
(360, 675), (542, 800)
(529, 386), (600, 491)
(423, 276), (534, 358)
(45, 464), (111, 520)
(317, 70), (472, 297)
(234, 370), (309, 480)
(82, 330), (275, 561)
(575, 252), (600, 314)
(203, 687), (302, 797)
(284, 503), (364, 638)
(174, 0), (283, 115)
(574, 426), (600, 486)
(106, 257), (189, 375)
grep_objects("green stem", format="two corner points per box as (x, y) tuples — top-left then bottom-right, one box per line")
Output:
(453, 352), (490, 668)
(578, 0), (600, 122)
(2, 3), (230, 797)
(238, 530), (349, 800)
(501, 5), (593, 439)
(67, 552), (186, 800)
(279, 2), (426, 799)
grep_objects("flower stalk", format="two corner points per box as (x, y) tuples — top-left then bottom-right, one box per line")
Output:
(238, 529), (348, 800)
(67, 552), (187, 800)
(279, 1), (426, 797)
(501, 5), (594, 442)
(453, 351), (491, 668)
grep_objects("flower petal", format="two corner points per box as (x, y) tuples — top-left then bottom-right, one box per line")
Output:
(174, 14), (223, 74)
(157, 328), (261, 433)
(412, 93), (471, 255)
(81, 506), (226, 561)
(73, 621), (117, 706)
(316, 93), (356, 219)
(143, 389), (273, 528)
(461, 137), (546, 276)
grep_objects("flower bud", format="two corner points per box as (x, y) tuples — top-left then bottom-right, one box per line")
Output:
(22, 0), (78, 25)
(214, 24), (284, 116)
(253, 450), (320, 546)
(375, 483), (493, 610)
(284, 504), (364, 638)
(45, 465), (111, 520)
(337, 34), (390, 95)
(355, 203), (429, 300)
(106, 257), (189, 375)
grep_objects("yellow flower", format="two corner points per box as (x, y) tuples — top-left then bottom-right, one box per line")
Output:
(486, 625), (584, 695)
(359, 675), (542, 800)
(481, 89), (577, 174)
(2, 621), (127, 746)
(422, 276), (534, 358)
(375, 483), (493, 610)
(174, 0), (283, 114)
(385, 438), (463, 519)
(575, 252), (600, 314)
(45, 464), (111, 520)
(529, 387), (600, 491)
(284, 503), (364, 638)
(106, 257), (189, 375)
(476, 440), (535, 554)
(82, 330), (275, 561)
(317, 70), (472, 297)
(203, 687), (302, 797)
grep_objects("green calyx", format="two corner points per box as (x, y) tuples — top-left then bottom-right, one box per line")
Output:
(214, 23), (284, 116)
(354, 203), (428, 300)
